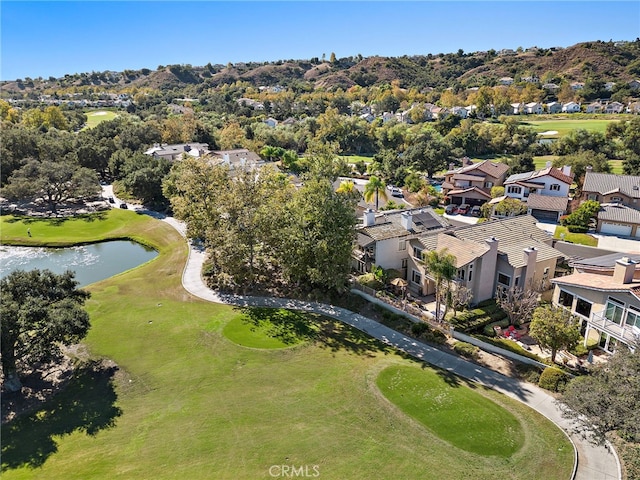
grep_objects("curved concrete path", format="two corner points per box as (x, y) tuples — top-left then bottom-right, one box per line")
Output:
(163, 214), (619, 480)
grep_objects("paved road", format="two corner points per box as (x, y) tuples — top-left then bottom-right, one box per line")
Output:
(132, 200), (620, 480)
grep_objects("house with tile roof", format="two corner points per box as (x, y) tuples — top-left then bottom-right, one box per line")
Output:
(595, 203), (640, 237)
(406, 215), (563, 303)
(503, 163), (574, 222)
(581, 171), (640, 208)
(551, 253), (640, 352)
(353, 207), (449, 276)
(442, 159), (510, 208)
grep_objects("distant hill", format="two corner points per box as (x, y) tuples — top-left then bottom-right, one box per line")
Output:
(2, 40), (639, 95)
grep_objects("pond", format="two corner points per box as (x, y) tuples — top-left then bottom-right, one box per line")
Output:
(0, 240), (158, 287)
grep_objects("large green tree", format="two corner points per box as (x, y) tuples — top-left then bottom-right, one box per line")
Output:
(1, 159), (100, 213)
(561, 347), (640, 444)
(1, 269), (91, 392)
(403, 129), (453, 178)
(529, 305), (581, 363)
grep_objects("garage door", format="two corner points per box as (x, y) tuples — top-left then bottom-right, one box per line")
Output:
(600, 222), (632, 236)
(530, 209), (558, 223)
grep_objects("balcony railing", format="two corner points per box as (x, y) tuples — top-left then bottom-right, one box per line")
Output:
(589, 310), (640, 345)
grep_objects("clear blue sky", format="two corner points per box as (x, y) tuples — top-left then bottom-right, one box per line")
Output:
(2, 1), (639, 81)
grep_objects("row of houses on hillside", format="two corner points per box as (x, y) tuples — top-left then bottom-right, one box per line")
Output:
(144, 143), (265, 169)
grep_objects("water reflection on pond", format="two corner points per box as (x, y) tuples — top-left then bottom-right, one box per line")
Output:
(0, 240), (158, 287)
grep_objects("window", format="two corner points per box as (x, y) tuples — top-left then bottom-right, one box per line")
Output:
(550, 184), (561, 191)
(485, 181), (494, 188)
(413, 247), (423, 259)
(587, 194), (598, 201)
(575, 298), (592, 318)
(401, 258), (408, 269)
(468, 263), (473, 282)
(611, 196), (622, 203)
(514, 276), (520, 287)
(507, 186), (521, 194)
(411, 270), (422, 285)
(398, 239), (406, 251)
(497, 273), (510, 287)
(457, 268), (465, 280)
(558, 289), (574, 308)
(543, 267), (550, 281)
(625, 306), (640, 329)
(605, 297), (625, 324)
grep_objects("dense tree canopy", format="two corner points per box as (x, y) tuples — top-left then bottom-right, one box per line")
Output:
(1, 269), (91, 392)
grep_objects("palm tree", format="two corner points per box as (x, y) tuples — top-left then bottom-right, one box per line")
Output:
(363, 176), (388, 210)
(336, 180), (361, 200)
(421, 248), (457, 322)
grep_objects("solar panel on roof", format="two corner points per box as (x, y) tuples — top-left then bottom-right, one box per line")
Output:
(413, 212), (441, 230)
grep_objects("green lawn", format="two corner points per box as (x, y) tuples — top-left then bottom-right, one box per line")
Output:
(1, 213), (574, 479)
(83, 110), (118, 130)
(554, 225), (599, 247)
(520, 118), (617, 137)
(341, 154), (374, 164)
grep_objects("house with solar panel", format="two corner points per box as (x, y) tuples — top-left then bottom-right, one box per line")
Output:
(441, 159), (510, 208)
(502, 162), (574, 223)
(353, 208), (449, 277)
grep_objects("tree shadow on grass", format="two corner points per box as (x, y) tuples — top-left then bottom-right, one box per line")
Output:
(1, 361), (122, 470)
(3, 212), (108, 226)
(237, 307), (393, 357)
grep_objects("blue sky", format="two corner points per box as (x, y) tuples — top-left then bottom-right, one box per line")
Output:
(2, 1), (639, 81)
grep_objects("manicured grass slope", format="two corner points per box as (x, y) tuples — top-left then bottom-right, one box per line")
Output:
(522, 118), (617, 136)
(1, 213), (573, 479)
(84, 110), (118, 129)
(377, 365), (523, 456)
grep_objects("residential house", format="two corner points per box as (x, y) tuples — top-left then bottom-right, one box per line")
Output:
(627, 102), (640, 114)
(144, 143), (210, 161)
(524, 102), (543, 114)
(595, 203), (640, 237)
(429, 106), (449, 120)
(581, 171), (640, 208)
(570, 82), (585, 91)
(542, 83), (560, 91)
(605, 101), (625, 114)
(381, 112), (396, 123)
(546, 101), (563, 114)
(450, 106), (468, 119)
(499, 76), (514, 86)
(562, 102), (581, 113)
(586, 102), (604, 114)
(628, 79), (640, 91)
(525, 194), (569, 223)
(264, 117), (278, 128)
(359, 112), (375, 123)
(604, 82), (616, 92)
(499, 49), (516, 56)
(503, 163), (574, 222)
(353, 208), (449, 275)
(510, 103), (525, 115)
(442, 159), (510, 207)
(407, 215), (563, 303)
(551, 254), (640, 352)
(208, 148), (265, 170)
(521, 76), (539, 84)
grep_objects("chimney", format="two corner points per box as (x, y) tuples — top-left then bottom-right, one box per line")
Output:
(562, 165), (571, 176)
(613, 257), (636, 284)
(462, 157), (473, 166)
(363, 209), (376, 227)
(586, 165), (593, 173)
(401, 211), (413, 231)
(523, 246), (538, 288)
(449, 162), (455, 171)
(223, 153), (230, 164)
(546, 160), (552, 168)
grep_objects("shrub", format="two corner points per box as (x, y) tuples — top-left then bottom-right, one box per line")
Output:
(411, 322), (429, 336)
(476, 335), (544, 362)
(482, 318), (511, 336)
(516, 364), (542, 384)
(422, 328), (447, 345)
(357, 273), (383, 290)
(538, 367), (569, 392)
(453, 341), (479, 359)
(567, 224), (588, 233)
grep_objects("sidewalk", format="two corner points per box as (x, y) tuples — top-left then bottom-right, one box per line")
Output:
(164, 214), (620, 480)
